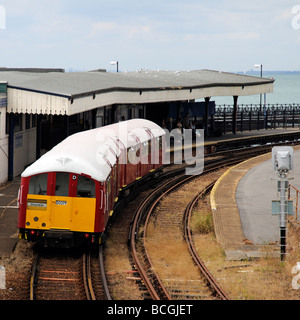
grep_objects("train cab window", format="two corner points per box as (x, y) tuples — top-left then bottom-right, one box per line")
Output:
(55, 172), (70, 197)
(29, 173), (48, 195)
(77, 175), (95, 198)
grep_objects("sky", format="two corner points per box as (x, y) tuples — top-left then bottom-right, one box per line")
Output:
(0, 0), (300, 72)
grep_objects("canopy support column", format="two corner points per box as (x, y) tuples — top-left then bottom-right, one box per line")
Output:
(232, 96), (238, 135)
(204, 97), (210, 137)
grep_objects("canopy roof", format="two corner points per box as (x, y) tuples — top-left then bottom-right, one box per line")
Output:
(1, 69), (274, 116)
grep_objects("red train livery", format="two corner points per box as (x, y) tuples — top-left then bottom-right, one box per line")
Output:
(18, 119), (166, 246)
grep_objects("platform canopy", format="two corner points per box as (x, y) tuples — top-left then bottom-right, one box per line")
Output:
(1, 69), (274, 116)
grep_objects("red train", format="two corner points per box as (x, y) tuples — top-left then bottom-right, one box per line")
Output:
(18, 119), (166, 246)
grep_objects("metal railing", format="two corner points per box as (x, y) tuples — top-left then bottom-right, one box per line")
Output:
(214, 104), (300, 134)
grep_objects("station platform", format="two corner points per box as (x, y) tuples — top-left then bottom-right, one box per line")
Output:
(168, 127), (300, 155)
(204, 127), (300, 152)
(0, 178), (20, 257)
(205, 127), (300, 143)
(211, 145), (300, 260)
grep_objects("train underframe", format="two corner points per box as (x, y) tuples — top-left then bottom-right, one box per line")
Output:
(19, 228), (102, 248)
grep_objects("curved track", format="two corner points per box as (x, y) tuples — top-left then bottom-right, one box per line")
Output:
(183, 182), (230, 300)
(28, 140), (300, 300)
(129, 171), (227, 299)
(128, 144), (284, 300)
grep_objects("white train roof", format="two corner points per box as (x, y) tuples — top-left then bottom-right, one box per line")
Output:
(22, 119), (165, 182)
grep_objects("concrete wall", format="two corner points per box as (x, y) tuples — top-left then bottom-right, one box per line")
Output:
(0, 136), (8, 184)
(13, 127), (36, 177)
(0, 90), (8, 184)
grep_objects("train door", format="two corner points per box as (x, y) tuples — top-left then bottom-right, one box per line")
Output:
(127, 134), (141, 182)
(49, 173), (96, 232)
(50, 172), (72, 230)
(146, 129), (155, 171)
(112, 164), (118, 203)
(72, 175), (96, 232)
(106, 175), (113, 217)
(116, 139), (126, 188)
(140, 141), (150, 176)
(155, 136), (164, 169)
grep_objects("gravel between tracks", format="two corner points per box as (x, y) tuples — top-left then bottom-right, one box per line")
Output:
(0, 240), (34, 300)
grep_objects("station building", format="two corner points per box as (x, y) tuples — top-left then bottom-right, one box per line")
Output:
(0, 68), (274, 184)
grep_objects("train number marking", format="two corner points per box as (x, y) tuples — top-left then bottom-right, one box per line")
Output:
(55, 200), (67, 206)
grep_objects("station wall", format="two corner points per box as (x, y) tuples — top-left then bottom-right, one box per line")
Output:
(0, 83), (8, 184)
(13, 127), (36, 178)
(0, 135), (8, 184)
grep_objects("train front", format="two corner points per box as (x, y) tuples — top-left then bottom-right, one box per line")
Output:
(18, 132), (107, 247)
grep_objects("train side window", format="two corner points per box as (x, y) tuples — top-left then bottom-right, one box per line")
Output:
(55, 172), (70, 197)
(128, 147), (135, 164)
(77, 175), (95, 198)
(29, 173), (48, 195)
(142, 142), (148, 157)
(156, 137), (160, 150)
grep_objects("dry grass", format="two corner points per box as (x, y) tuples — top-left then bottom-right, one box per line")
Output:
(191, 202), (300, 300)
(190, 206), (214, 234)
(146, 222), (199, 281)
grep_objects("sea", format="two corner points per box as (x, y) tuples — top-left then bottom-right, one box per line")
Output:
(212, 71), (300, 107)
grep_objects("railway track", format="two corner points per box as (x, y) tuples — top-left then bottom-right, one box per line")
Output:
(128, 144), (285, 300)
(29, 246), (111, 300)
(183, 182), (230, 300)
(28, 140), (300, 300)
(129, 171), (227, 300)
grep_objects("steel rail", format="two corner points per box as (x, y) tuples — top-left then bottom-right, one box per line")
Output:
(83, 252), (96, 300)
(130, 181), (173, 300)
(183, 182), (230, 300)
(99, 245), (112, 300)
(132, 153), (255, 299)
(29, 253), (39, 300)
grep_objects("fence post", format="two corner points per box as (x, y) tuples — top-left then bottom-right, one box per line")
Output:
(223, 109), (226, 134)
(249, 110), (252, 131)
(232, 96), (238, 135)
(292, 108), (295, 128)
(241, 109), (243, 132)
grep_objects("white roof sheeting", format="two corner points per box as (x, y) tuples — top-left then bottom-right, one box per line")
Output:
(21, 119), (165, 182)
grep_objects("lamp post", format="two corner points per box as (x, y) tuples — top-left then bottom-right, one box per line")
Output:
(110, 61), (119, 73)
(254, 64), (263, 110)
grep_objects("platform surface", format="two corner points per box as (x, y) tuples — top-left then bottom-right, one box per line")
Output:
(211, 145), (300, 260)
(0, 179), (20, 258)
(205, 127), (300, 145)
(237, 148), (300, 245)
